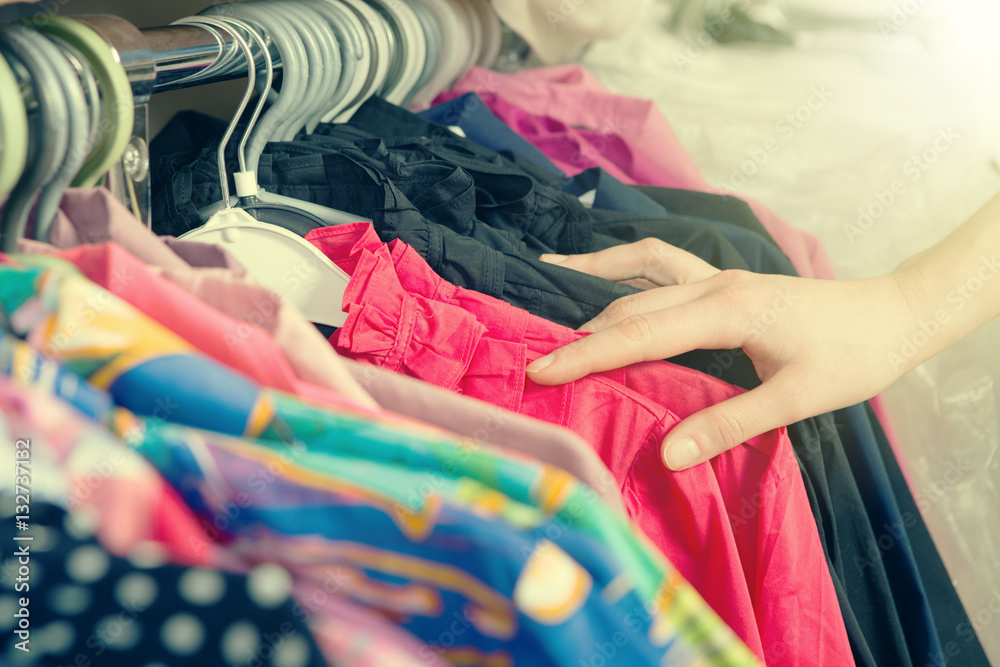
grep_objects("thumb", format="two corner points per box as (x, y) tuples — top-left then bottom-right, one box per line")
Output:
(660, 381), (793, 471)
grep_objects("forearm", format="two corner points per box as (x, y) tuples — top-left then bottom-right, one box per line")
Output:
(889, 192), (1000, 373)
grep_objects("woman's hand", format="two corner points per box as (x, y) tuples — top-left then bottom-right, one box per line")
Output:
(525, 239), (922, 471)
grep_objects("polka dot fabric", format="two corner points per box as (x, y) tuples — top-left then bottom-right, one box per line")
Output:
(0, 499), (326, 667)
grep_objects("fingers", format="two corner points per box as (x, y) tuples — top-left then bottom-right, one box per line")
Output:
(661, 377), (797, 471)
(581, 279), (720, 332)
(527, 296), (741, 385)
(540, 238), (720, 287)
(617, 278), (661, 291)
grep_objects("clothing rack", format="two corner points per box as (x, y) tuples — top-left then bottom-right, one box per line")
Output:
(67, 15), (285, 226)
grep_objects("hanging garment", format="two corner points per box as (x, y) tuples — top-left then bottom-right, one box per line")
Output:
(438, 70), (705, 191)
(0, 377), (335, 666)
(448, 53), (992, 664)
(133, 420), (733, 667)
(835, 405), (942, 665)
(862, 403), (992, 667)
(339, 359), (623, 510)
(23, 190), (625, 511)
(0, 369), (474, 667)
(420, 91), (567, 178)
(27, 187), (373, 408)
(0, 255), (759, 667)
(557, 167), (798, 275)
(437, 65), (838, 281)
(0, 497), (329, 667)
(307, 221), (855, 667)
(418, 92), (795, 269)
(0, 337), (213, 566)
(150, 107), (763, 390)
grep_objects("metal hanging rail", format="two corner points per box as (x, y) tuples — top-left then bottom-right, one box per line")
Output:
(64, 14), (284, 226)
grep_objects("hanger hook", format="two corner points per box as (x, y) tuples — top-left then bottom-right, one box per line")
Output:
(172, 15), (260, 209)
(197, 14), (274, 176)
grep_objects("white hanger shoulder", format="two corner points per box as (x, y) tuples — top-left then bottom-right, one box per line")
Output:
(180, 207), (350, 328)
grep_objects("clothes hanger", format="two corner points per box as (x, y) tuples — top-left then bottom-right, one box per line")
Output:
(177, 14), (351, 328)
(317, 0), (376, 121)
(392, 0), (429, 104)
(0, 25), (70, 253)
(354, 0), (401, 102)
(458, 0), (484, 73)
(468, 0), (502, 67)
(254, 1), (331, 140)
(365, 0), (426, 105)
(54, 40), (102, 163)
(403, 0), (442, 103)
(0, 42), (29, 206)
(176, 13), (321, 236)
(439, 0), (477, 88)
(201, 3), (305, 172)
(327, 0), (391, 121)
(32, 32), (93, 242)
(189, 9), (371, 227)
(386, 0), (431, 106)
(274, 1), (345, 135)
(34, 17), (133, 188)
(408, 0), (467, 107)
(301, 0), (359, 126)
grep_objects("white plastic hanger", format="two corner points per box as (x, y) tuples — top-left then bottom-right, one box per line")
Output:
(306, 0), (369, 124)
(409, 0), (469, 107)
(176, 16), (351, 328)
(192, 6), (372, 226)
(330, 0), (392, 122)
(365, 0), (426, 106)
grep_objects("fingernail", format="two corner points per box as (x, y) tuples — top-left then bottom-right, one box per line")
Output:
(540, 254), (568, 264)
(662, 437), (701, 470)
(526, 355), (555, 373)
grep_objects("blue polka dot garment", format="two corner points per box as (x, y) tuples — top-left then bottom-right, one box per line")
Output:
(0, 498), (327, 667)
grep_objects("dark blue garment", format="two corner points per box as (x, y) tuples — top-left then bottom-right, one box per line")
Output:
(559, 166), (668, 218)
(420, 92), (566, 179)
(559, 167), (797, 276)
(837, 405), (944, 666)
(863, 403), (992, 667)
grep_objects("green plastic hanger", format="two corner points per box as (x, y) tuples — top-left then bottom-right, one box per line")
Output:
(0, 47), (29, 205)
(0, 25), (70, 253)
(33, 32), (91, 241)
(34, 17), (133, 188)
